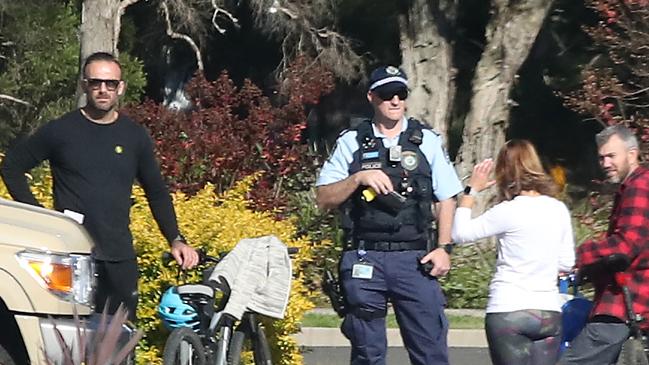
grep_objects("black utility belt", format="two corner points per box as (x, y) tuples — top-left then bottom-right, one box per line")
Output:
(347, 240), (427, 252)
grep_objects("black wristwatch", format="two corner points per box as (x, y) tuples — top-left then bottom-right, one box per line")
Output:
(463, 185), (476, 196)
(440, 243), (455, 255)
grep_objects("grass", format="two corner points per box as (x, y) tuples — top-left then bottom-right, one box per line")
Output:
(301, 312), (484, 329)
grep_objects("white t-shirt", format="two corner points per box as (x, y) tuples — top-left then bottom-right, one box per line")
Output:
(452, 195), (575, 313)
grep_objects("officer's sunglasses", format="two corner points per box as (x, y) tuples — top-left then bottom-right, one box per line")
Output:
(374, 88), (408, 101)
(85, 78), (121, 91)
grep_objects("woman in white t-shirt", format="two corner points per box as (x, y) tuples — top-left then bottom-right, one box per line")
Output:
(452, 139), (575, 365)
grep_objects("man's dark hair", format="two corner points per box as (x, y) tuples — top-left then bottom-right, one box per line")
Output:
(83, 52), (121, 78)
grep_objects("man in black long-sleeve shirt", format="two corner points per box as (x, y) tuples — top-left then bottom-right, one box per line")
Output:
(0, 52), (198, 320)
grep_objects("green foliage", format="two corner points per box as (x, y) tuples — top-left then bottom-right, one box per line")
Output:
(569, 188), (613, 245)
(440, 244), (495, 309)
(286, 188), (343, 305)
(0, 1), (79, 147)
(301, 312), (484, 329)
(0, 1), (147, 149)
(119, 52), (147, 105)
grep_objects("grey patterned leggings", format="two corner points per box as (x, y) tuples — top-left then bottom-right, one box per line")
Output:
(485, 309), (562, 365)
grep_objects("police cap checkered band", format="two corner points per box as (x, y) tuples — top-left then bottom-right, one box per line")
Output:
(369, 66), (408, 91)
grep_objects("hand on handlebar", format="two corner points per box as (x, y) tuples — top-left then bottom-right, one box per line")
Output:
(579, 253), (631, 281)
(171, 240), (200, 269)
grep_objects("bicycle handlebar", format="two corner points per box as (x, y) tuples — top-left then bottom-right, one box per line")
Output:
(162, 249), (220, 266)
(162, 246), (300, 267)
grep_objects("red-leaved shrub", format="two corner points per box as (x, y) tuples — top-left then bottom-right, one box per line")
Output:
(124, 57), (334, 213)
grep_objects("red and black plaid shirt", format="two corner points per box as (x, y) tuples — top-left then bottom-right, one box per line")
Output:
(577, 166), (649, 329)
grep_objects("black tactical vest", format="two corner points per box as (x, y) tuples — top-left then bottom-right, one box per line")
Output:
(341, 118), (436, 243)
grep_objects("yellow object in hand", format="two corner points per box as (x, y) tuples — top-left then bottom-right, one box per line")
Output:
(362, 188), (377, 202)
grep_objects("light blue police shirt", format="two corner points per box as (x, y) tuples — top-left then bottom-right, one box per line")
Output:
(316, 118), (463, 201)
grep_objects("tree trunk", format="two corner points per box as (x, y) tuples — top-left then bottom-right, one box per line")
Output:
(399, 0), (457, 138)
(454, 0), (553, 213)
(77, 0), (121, 107)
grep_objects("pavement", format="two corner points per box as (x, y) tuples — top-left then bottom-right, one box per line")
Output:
(295, 308), (487, 348)
(302, 347), (491, 365)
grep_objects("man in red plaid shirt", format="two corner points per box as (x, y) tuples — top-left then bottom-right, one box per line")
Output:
(560, 125), (649, 364)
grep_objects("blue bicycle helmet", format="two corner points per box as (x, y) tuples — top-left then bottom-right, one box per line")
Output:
(158, 286), (200, 331)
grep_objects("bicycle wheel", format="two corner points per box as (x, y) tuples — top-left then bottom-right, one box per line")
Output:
(163, 327), (206, 365)
(226, 322), (272, 365)
(251, 323), (272, 365)
(617, 337), (649, 365)
(226, 329), (246, 365)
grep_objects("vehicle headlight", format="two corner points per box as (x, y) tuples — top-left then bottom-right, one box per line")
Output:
(16, 250), (95, 306)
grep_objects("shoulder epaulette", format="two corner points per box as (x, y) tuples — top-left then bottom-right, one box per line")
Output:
(406, 118), (425, 145)
(352, 119), (375, 144)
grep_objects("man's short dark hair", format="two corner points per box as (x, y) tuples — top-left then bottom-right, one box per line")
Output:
(83, 52), (121, 78)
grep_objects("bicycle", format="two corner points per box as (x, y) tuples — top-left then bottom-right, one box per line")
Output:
(158, 247), (296, 365)
(566, 254), (649, 365)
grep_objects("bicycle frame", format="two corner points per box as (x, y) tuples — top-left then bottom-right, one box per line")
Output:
(161, 248), (287, 365)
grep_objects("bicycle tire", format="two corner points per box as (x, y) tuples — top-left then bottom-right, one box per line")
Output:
(163, 327), (207, 365)
(252, 323), (272, 365)
(226, 328), (245, 365)
(226, 322), (272, 365)
(617, 337), (649, 365)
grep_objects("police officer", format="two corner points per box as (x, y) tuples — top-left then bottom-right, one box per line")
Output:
(316, 66), (463, 365)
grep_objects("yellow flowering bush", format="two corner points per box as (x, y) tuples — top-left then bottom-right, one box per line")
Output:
(0, 164), (323, 365)
(132, 175), (322, 365)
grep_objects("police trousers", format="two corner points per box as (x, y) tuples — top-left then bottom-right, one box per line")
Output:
(340, 249), (449, 365)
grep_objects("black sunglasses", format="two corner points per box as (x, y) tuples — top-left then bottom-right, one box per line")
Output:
(375, 88), (408, 101)
(85, 78), (121, 91)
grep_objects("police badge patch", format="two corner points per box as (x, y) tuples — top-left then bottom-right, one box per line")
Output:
(401, 151), (418, 171)
(362, 161), (382, 170)
(385, 66), (400, 75)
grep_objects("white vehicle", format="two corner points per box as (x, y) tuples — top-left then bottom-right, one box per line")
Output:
(0, 198), (134, 364)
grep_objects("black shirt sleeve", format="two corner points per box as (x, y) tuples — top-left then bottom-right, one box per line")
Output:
(0, 123), (55, 207)
(136, 129), (180, 244)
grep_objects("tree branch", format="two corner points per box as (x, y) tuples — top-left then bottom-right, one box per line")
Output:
(250, 0), (363, 81)
(210, 0), (238, 34)
(0, 94), (32, 107)
(162, 0), (204, 72)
